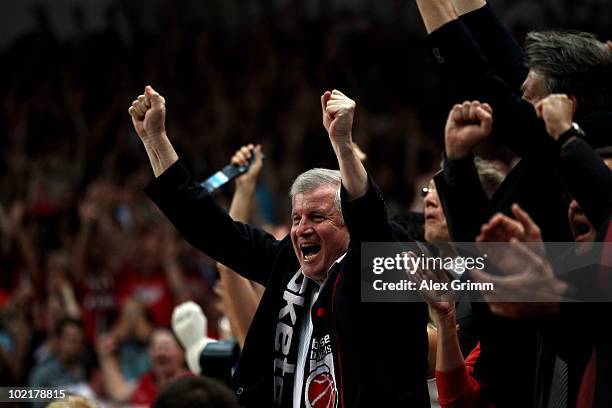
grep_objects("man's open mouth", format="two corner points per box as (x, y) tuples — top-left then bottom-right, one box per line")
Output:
(573, 220), (592, 240)
(300, 243), (321, 262)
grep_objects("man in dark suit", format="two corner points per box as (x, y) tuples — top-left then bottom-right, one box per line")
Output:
(414, 1), (612, 406)
(128, 86), (429, 407)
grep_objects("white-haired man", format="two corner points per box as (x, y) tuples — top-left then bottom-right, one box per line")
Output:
(129, 86), (429, 407)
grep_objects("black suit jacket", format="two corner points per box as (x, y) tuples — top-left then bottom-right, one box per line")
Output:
(425, 5), (612, 407)
(145, 160), (430, 407)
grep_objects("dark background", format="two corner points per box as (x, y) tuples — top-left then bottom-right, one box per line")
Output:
(0, 0), (610, 396)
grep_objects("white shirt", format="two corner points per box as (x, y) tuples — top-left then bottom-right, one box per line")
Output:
(292, 253), (347, 408)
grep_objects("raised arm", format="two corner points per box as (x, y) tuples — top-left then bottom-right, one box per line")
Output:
(132, 88), (284, 285)
(96, 333), (136, 402)
(216, 144), (265, 348)
(415, 0), (458, 34)
(321, 90), (367, 200)
(453, 0), (485, 16)
(415, 2), (556, 158)
(128, 86), (178, 177)
(436, 101), (495, 241)
(456, 0), (527, 90)
(320, 90), (391, 242)
(431, 302), (484, 408)
(536, 94), (612, 230)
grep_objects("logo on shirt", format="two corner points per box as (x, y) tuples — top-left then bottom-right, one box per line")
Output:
(306, 364), (337, 408)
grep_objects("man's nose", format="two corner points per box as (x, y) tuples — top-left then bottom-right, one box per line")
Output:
(569, 199), (582, 213)
(296, 218), (314, 235)
(424, 192), (438, 209)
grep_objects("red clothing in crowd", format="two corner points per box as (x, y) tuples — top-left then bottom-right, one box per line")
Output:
(130, 371), (192, 406)
(129, 372), (158, 406)
(436, 343), (494, 408)
(116, 265), (175, 327)
(79, 272), (117, 342)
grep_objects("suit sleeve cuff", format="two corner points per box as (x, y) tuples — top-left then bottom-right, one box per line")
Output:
(427, 20), (480, 69)
(144, 160), (195, 204)
(340, 174), (386, 224)
(442, 152), (478, 188)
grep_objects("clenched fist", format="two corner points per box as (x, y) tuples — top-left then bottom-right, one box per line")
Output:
(230, 144), (264, 190)
(534, 94), (575, 140)
(128, 85), (167, 142)
(445, 101), (493, 160)
(321, 89), (356, 147)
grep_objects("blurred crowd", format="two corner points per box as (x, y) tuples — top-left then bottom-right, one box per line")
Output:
(0, 0), (611, 406)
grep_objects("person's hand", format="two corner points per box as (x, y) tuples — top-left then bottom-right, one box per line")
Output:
(405, 250), (457, 329)
(605, 40), (612, 51)
(8, 201), (25, 228)
(231, 144), (264, 190)
(405, 251), (456, 305)
(0, 201), (25, 236)
(429, 301), (456, 330)
(78, 198), (99, 224)
(471, 240), (566, 318)
(445, 101), (493, 160)
(477, 204), (545, 277)
(96, 333), (117, 357)
(535, 94), (575, 140)
(6, 284), (32, 319)
(321, 90), (356, 148)
(128, 85), (167, 143)
(477, 204), (545, 254)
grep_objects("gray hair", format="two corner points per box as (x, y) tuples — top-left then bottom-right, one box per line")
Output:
(290, 168), (343, 215)
(474, 158), (505, 200)
(525, 30), (612, 112)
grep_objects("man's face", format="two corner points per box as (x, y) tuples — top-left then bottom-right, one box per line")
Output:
(568, 199), (596, 242)
(521, 70), (549, 104)
(149, 329), (184, 377)
(290, 185), (349, 282)
(568, 158), (612, 242)
(58, 323), (83, 366)
(423, 180), (450, 244)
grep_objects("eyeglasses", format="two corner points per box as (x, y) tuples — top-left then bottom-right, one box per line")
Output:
(420, 186), (435, 198)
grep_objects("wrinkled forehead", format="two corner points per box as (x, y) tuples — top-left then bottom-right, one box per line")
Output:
(291, 185), (338, 215)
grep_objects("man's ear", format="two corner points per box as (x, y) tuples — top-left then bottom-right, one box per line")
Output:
(568, 95), (578, 115)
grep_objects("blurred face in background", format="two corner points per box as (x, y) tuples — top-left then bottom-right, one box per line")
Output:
(149, 329), (184, 378)
(423, 180), (450, 244)
(137, 226), (164, 272)
(568, 157), (612, 243)
(58, 322), (84, 366)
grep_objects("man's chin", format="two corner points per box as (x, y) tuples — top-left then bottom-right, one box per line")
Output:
(302, 266), (326, 282)
(574, 232), (596, 243)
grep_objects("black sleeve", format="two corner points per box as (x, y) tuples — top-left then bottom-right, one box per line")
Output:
(427, 20), (556, 158)
(459, 3), (528, 91)
(341, 177), (430, 406)
(144, 160), (283, 286)
(557, 138), (612, 230)
(340, 174), (394, 243)
(434, 154), (494, 242)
